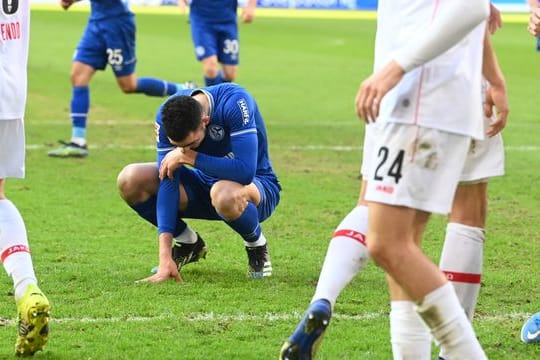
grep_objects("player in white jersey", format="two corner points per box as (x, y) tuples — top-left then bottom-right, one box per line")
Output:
(0, 0), (51, 356)
(358, 0), (491, 358)
(281, 1), (494, 359)
(280, 7), (508, 357)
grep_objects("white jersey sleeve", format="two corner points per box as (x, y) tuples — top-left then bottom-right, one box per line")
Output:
(0, 0), (30, 120)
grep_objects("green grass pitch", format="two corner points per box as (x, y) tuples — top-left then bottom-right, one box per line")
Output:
(0, 7), (538, 359)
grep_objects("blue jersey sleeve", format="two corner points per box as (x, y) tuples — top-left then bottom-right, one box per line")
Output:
(195, 95), (258, 184)
(155, 109), (180, 235)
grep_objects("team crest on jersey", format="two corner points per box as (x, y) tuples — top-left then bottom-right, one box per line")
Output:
(208, 124), (225, 141)
(2, 0), (18, 14)
(196, 46), (206, 57)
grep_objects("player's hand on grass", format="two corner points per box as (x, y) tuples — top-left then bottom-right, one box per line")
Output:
(136, 257), (183, 283)
(484, 83), (509, 137)
(159, 147), (196, 180)
(355, 60), (405, 123)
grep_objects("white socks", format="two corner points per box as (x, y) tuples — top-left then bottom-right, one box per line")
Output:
(416, 283), (486, 359)
(245, 233), (267, 248)
(312, 205), (370, 308)
(0, 199), (37, 300)
(390, 301), (432, 360)
(174, 226), (198, 244)
(439, 222), (484, 320)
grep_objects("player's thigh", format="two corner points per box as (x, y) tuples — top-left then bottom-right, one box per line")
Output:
(117, 162), (160, 203)
(101, 16), (137, 77)
(368, 202), (429, 247)
(364, 123), (471, 215)
(216, 23), (239, 65)
(0, 119), (25, 180)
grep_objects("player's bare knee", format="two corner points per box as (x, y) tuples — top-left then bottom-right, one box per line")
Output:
(70, 72), (87, 86)
(366, 240), (395, 269)
(117, 164), (142, 201)
(204, 68), (219, 79)
(211, 188), (243, 219)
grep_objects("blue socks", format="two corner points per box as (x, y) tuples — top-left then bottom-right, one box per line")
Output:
(136, 78), (177, 97)
(223, 202), (261, 244)
(204, 71), (225, 86)
(71, 86), (89, 143)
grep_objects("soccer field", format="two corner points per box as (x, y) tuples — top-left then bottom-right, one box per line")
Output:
(0, 8), (539, 359)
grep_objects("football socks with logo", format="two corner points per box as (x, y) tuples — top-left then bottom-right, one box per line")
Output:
(312, 205), (370, 308)
(0, 200), (37, 301)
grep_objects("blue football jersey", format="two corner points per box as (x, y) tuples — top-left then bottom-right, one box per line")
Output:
(88, 0), (132, 21)
(156, 83), (276, 179)
(154, 83), (279, 234)
(189, 0), (238, 24)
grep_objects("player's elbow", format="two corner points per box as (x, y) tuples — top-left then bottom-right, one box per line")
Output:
(236, 169), (256, 185)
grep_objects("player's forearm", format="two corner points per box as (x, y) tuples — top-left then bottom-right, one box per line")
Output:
(482, 30), (505, 88)
(156, 179), (181, 235)
(195, 153), (256, 185)
(158, 232), (174, 261)
(394, 0), (490, 72)
(528, 0), (539, 9)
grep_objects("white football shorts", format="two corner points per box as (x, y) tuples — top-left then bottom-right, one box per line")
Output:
(0, 119), (25, 179)
(459, 131), (504, 183)
(362, 121), (505, 185)
(363, 122), (471, 215)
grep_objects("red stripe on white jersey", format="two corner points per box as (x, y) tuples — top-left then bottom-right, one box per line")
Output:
(443, 270), (481, 284)
(333, 229), (367, 246)
(1, 245), (30, 263)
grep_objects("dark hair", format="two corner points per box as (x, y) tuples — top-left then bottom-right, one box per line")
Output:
(161, 95), (202, 142)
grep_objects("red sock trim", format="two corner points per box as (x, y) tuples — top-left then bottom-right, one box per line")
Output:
(442, 270), (481, 284)
(333, 229), (366, 246)
(1, 245), (30, 263)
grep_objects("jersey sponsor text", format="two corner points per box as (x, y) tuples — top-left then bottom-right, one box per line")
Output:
(0, 21), (20, 41)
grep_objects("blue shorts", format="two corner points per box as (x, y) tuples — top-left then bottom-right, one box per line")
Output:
(537, 37), (540, 52)
(74, 15), (136, 77)
(189, 17), (239, 65)
(178, 166), (280, 222)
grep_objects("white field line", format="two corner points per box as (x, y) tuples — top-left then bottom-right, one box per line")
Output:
(27, 144), (540, 152)
(31, 119), (540, 127)
(0, 311), (531, 327)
